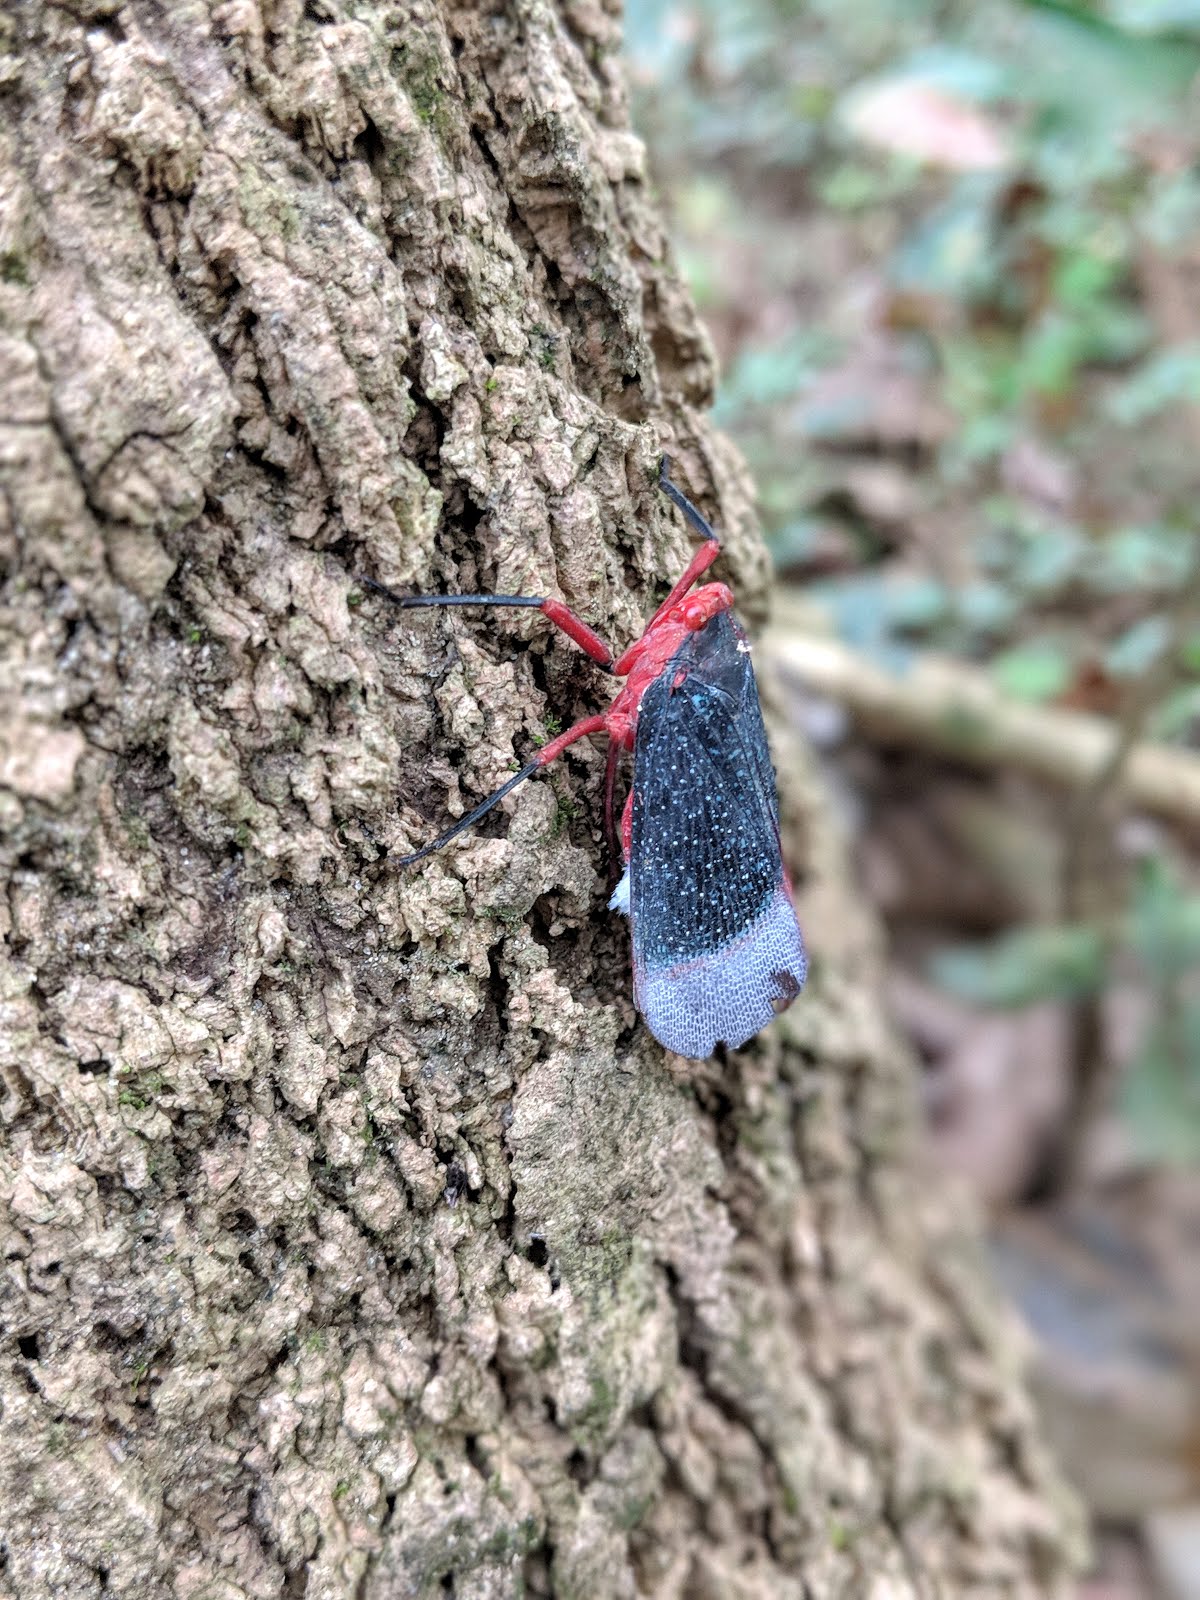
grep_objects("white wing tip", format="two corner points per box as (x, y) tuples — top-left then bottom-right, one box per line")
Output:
(635, 887), (806, 1058)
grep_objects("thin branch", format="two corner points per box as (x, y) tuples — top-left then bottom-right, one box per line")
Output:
(766, 594), (1200, 831)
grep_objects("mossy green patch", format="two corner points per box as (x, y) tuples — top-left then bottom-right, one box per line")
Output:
(0, 251), (29, 285)
(392, 44), (454, 144)
(236, 166), (300, 243)
(531, 324), (559, 371)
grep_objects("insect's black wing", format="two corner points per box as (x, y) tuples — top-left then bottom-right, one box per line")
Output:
(622, 611), (806, 1057)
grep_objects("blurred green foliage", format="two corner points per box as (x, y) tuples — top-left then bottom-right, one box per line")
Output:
(930, 861), (1200, 1161)
(627, 0), (1199, 670)
(627, 0), (1200, 1163)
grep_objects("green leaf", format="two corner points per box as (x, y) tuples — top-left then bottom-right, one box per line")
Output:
(955, 580), (1019, 636)
(1013, 520), (1084, 594)
(892, 185), (999, 298)
(811, 574), (915, 672)
(1053, 247), (1120, 307)
(888, 576), (950, 631)
(892, 46), (1011, 102)
(767, 518), (822, 569)
(930, 924), (1106, 1008)
(1181, 629), (1200, 674)
(713, 329), (839, 424)
(1019, 302), (1148, 397)
(1108, 344), (1200, 423)
(818, 163), (890, 212)
(1150, 683), (1200, 739)
(1020, 8), (1200, 130)
(1129, 858), (1200, 977)
(1106, 0), (1200, 35)
(1122, 1007), (1200, 1165)
(1104, 614), (1171, 677)
(1093, 525), (1194, 592)
(992, 641), (1073, 701)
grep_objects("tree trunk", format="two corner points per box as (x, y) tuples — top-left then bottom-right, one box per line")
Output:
(0, 3), (1079, 1596)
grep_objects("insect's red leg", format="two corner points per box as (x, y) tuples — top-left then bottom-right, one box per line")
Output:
(541, 600), (615, 670)
(644, 538), (721, 629)
(394, 713), (608, 866)
(610, 461), (722, 675)
(603, 739), (621, 868)
(620, 789), (633, 862)
(359, 577), (615, 670)
(532, 712), (608, 768)
(611, 537), (721, 676)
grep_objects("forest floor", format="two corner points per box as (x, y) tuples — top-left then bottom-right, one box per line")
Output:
(628, 3), (1200, 1595)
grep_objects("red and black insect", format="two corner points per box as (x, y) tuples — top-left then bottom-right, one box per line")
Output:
(363, 458), (807, 1058)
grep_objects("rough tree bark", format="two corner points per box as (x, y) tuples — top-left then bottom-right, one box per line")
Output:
(0, 3), (1079, 1596)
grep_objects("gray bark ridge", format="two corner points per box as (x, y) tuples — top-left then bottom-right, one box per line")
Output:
(0, 2), (1079, 1597)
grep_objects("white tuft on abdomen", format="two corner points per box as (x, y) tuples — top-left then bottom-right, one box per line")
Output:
(608, 868), (631, 916)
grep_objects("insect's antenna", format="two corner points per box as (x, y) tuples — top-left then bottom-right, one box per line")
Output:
(394, 760), (539, 866)
(358, 576), (543, 612)
(659, 456), (720, 547)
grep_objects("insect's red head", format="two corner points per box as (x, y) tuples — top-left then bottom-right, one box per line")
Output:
(680, 582), (734, 632)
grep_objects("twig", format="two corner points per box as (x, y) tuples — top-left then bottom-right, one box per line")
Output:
(765, 594), (1200, 831)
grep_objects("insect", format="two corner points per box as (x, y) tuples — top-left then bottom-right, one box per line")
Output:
(362, 457), (807, 1058)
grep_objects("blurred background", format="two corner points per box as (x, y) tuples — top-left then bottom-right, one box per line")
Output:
(623, 1), (1200, 1594)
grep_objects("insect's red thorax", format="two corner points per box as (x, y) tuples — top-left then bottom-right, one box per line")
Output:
(677, 581), (734, 633)
(604, 581), (734, 750)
